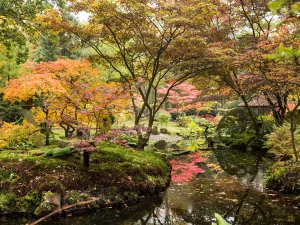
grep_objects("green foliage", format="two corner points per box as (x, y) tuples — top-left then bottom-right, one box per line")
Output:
(34, 32), (82, 63)
(0, 193), (16, 211)
(66, 191), (92, 206)
(266, 43), (300, 62)
(158, 113), (170, 125)
(268, 0), (287, 11)
(120, 133), (138, 146)
(176, 116), (193, 127)
(178, 139), (204, 152)
(194, 117), (214, 128)
(212, 213), (231, 225)
(0, 95), (23, 123)
(227, 131), (257, 150)
(45, 147), (73, 158)
(268, 0), (300, 13)
(187, 121), (204, 137)
(267, 161), (300, 193)
(217, 108), (274, 150)
(264, 123), (300, 160)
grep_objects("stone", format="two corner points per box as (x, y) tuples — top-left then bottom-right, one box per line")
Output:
(58, 140), (69, 148)
(171, 150), (191, 156)
(154, 140), (167, 150)
(34, 192), (61, 217)
(152, 126), (159, 135)
(160, 128), (168, 134)
(169, 144), (180, 150)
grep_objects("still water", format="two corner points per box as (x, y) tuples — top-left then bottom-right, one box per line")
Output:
(3, 150), (300, 225)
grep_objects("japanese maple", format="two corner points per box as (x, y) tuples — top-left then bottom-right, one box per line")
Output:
(158, 82), (200, 115)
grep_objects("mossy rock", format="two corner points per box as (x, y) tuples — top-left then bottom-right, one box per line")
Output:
(154, 140), (167, 150)
(34, 192), (61, 217)
(58, 140), (69, 148)
(160, 128), (169, 134)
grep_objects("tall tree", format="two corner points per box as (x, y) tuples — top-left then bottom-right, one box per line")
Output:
(37, 0), (217, 149)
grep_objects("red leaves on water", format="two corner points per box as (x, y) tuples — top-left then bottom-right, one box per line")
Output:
(170, 152), (207, 183)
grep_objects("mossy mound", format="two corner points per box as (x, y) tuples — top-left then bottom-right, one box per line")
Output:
(0, 142), (170, 216)
(266, 161), (300, 194)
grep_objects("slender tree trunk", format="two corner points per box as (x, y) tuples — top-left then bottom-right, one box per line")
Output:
(83, 151), (90, 167)
(45, 110), (50, 146)
(136, 116), (154, 150)
(290, 112), (299, 162)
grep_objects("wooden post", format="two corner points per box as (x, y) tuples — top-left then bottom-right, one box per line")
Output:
(83, 151), (90, 167)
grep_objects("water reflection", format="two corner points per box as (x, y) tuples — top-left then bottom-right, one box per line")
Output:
(3, 150), (300, 225)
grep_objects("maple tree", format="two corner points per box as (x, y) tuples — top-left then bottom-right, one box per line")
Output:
(32, 59), (129, 138)
(37, 0), (218, 149)
(3, 59), (128, 145)
(158, 82), (200, 115)
(193, 0), (299, 138)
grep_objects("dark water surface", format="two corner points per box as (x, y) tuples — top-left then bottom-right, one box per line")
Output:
(2, 150), (300, 225)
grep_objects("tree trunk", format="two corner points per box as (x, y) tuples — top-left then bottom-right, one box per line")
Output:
(290, 113), (299, 162)
(83, 151), (90, 167)
(45, 110), (50, 146)
(135, 117), (154, 150)
(136, 136), (149, 150)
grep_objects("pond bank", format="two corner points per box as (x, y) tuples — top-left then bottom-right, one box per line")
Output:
(4, 148), (299, 225)
(0, 142), (171, 221)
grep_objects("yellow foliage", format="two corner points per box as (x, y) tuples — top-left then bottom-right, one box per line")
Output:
(0, 121), (44, 148)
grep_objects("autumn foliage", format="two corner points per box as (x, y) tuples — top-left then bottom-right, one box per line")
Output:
(158, 82), (200, 114)
(170, 152), (206, 183)
(3, 59), (129, 139)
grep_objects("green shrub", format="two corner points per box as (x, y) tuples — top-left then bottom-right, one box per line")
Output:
(120, 134), (138, 146)
(158, 113), (170, 125)
(226, 131), (257, 150)
(264, 123), (300, 160)
(45, 147), (73, 158)
(267, 161), (300, 193)
(216, 108), (275, 150)
(176, 116), (193, 127)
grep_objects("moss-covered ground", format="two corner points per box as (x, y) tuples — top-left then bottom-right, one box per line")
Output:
(0, 142), (170, 214)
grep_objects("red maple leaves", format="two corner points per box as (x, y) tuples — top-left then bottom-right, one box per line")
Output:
(170, 152), (207, 183)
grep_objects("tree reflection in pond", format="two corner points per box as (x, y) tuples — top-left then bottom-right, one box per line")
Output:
(4, 150), (300, 225)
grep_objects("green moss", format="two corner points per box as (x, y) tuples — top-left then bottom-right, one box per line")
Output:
(0, 193), (16, 211)
(45, 147), (73, 158)
(66, 191), (92, 205)
(0, 142), (170, 214)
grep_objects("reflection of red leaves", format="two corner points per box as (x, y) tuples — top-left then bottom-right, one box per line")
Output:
(170, 152), (206, 183)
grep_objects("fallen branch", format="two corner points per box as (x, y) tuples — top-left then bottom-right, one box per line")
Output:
(27, 196), (102, 225)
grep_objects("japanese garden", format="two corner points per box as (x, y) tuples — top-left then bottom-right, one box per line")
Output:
(0, 0), (299, 224)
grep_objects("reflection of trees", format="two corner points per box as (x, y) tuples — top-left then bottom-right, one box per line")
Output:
(223, 157), (273, 225)
(214, 149), (262, 177)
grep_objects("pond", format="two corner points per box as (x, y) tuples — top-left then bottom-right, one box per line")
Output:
(2, 149), (300, 225)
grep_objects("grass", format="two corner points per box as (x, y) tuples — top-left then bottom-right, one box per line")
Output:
(0, 142), (170, 214)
